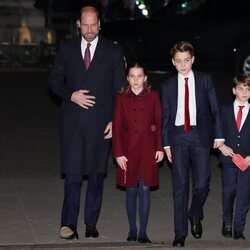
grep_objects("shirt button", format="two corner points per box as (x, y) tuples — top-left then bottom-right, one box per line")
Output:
(238, 135), (240, 138)
(237, 144), (240, 147)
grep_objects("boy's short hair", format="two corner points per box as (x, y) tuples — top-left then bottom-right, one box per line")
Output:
(170, 41), (194, 58)
(233, 74), (250, 87)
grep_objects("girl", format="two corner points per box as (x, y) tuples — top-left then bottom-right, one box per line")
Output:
(112, 62), (164, 243)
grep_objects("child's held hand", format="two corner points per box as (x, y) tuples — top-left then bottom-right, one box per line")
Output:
(155, 151), (164, 163)
(245, 156), (250, 167)
(218, 144), (234, 157)
(116, 156), (128, 171)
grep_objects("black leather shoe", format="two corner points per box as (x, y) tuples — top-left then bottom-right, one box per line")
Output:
(127, 231), (137, 241)
(59, 225), (79, 240)
(189, 216), (202, 239)
(172, 235), (185, 247)
(233, 231), (246, 240)
(221, 222), (232, 238)
(138, 236), (152, 243)
(85, 225), (99, 238)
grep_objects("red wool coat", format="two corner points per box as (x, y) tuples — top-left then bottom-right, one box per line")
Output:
(112, 87), (163, 187)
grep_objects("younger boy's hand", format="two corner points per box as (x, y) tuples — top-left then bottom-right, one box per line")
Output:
(116, 156), (128, 171)
(218, 144), (234, 157)
(155, 151), (164, 163)
(245, 156), (250, 167)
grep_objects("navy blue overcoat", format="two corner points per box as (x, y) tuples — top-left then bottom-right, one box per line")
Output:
(49, 36), (126, 175)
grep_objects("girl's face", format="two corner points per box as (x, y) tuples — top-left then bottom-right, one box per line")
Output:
(127, 67), (147, 94)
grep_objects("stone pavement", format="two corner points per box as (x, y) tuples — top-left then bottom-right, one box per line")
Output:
(0, 70), (249, 249)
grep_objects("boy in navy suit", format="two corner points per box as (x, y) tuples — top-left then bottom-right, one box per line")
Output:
(218, 74), (250, 240)
(161, 41), (224, 247)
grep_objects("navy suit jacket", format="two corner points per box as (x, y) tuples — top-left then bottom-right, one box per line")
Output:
(220, 103), (250, 163)
(161, 71), (223, 148)
(49, 35), (126, 175)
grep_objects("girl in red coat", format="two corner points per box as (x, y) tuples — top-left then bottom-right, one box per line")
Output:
(112, 62), (164, 243)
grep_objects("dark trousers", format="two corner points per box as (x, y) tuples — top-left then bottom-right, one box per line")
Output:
(61, 173), (105, 228)
(222, 163), (250, 232)
(171, 127), (210, 237)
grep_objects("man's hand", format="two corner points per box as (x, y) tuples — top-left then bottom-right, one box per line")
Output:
(164, 147), (172, 163)
(71, 90), (96, 109)
(116, 156), (128, 171)
(218, 144), (234, 157)
(104, 122), (112, 139)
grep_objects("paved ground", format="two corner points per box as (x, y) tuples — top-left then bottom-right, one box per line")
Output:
(0, 69), (249, 249)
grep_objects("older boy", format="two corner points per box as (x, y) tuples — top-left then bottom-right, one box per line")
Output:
(219, 74), (250, 240)
(161, 41), (224, 247)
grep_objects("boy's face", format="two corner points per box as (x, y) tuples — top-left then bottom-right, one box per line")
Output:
(232, 84), (250, 104)
(172, 51), (194, 76)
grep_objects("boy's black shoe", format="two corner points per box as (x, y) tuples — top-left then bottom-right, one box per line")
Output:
(172, 235), (185, 247)
(188, 216), (202, 239)
(221, 222), (232, 238)
(233, 231), (246, 240)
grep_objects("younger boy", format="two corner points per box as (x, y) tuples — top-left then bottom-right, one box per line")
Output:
(161, 41), (224, 247)
(219, 74), (250, 240)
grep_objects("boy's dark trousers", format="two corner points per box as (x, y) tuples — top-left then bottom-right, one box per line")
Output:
(222, 163), (250, 232)
(171, 126), (210, 237)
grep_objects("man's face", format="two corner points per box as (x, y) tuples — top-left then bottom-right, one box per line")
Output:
(78, 10), (100, 42)
(233, 84), (250, 104)
(172, 51), (194, 76)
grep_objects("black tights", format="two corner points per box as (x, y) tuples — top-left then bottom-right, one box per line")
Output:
(126, 179), (150, 238)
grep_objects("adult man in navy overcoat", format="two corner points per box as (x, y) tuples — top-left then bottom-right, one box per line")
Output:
(49, 6), (126, 240)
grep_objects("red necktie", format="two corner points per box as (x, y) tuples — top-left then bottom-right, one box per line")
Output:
(184, 77), (190, 133)
(236, 105), (244, 131)
(84, 43), (91, 70)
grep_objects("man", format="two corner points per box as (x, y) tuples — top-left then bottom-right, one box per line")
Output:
(49, 6), (126, 240)
(161, 41), (224, 247)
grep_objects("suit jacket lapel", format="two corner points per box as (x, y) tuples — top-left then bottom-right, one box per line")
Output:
(228, 104), (238, 131)
(172, 76), (178, 117)
(241, 107), (250, 132)
(88, 36), (106, 70)
(194, 71), (201, 115)
(75, 37), (85, 69)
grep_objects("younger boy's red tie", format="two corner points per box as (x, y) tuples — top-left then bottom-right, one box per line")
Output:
(236, 105), (244, 131)
(184, 77), (190, 133)
(84, 43), (91, 70)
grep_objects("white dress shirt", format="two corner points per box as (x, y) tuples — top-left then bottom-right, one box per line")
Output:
(175, 70), (197, 126)
(81, 36), (98, 61)
(234, 100), (250, 131)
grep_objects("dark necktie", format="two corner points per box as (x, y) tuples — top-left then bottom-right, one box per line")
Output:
(184, 77), (190, 133)
(236, 105), (244, 131)
(84, 43), (91, 70)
